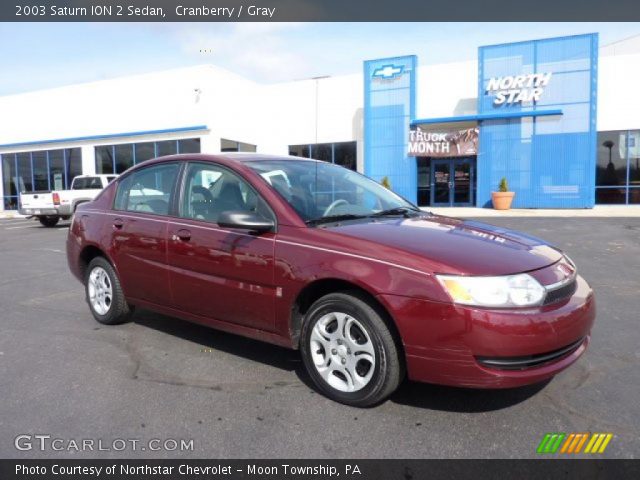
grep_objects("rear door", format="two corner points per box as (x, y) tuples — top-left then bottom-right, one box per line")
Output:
(166, 161), (277, 331)
(108, 162), (179, 306)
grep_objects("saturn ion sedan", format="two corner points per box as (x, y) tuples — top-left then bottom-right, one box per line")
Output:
(67, 154), (595, 406)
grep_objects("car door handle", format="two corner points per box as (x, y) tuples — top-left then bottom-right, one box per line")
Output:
(172, 229), (191, 242)
(113, 218), (124, 229)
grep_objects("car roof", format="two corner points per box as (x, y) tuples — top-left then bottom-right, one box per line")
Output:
(121, 153), (320, 177)
(153, 153), (317, 164)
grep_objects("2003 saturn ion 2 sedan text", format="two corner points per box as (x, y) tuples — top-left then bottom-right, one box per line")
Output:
(67, 154), (595, 406)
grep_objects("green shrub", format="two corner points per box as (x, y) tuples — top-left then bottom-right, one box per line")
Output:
(498, 177), (509, 192)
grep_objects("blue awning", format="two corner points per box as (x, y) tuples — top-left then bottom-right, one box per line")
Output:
(410, 109), (563, 126)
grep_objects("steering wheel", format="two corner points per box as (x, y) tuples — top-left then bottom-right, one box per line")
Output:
(323, 199), (349, 217)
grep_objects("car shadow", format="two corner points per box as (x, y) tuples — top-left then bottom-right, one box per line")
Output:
(132, 309), (302, 373)
(390, 378), (551, 412)
(132, 309), (550, 412)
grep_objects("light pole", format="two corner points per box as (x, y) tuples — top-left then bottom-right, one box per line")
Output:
(311, 75), (330, 145)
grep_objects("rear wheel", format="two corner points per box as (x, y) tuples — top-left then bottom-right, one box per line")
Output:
(38, 215), (59, 227)
(300, 292), (404, 407)
(85, 257), (133, 325)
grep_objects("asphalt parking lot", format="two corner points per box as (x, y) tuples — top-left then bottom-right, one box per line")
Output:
(0, 215), (638, 459)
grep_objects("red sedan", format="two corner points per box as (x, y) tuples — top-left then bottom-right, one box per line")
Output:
(67, 154), (595, 406)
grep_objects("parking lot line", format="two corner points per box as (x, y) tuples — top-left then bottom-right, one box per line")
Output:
(1, 220), (31, 226)
(5, 224), (37, 230)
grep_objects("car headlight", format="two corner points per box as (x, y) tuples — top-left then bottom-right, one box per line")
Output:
(436, 273), (546, 308)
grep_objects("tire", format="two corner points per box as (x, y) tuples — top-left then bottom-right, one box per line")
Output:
(84, 257), (133, 325)
(300, 291), (404, 407)
(38, 215), (59, 227)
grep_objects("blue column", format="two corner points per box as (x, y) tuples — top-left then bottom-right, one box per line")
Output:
(364, 56), (417, 203)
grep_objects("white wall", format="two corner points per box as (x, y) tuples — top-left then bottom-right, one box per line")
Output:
(416, 60), (479, 119)
(0, 66), (215, 147)
(598, 52), (640, 132)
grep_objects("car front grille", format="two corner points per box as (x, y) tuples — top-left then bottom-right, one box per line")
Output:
(543, 278), (578, 305)
(475, 337), (585, 371)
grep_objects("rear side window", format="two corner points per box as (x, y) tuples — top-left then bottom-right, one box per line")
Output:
(72, 177), (103, 190)
(71, 177), (102, 190)
(114, 163), (178, 216)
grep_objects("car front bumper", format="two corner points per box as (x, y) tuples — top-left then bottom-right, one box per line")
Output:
(379, 274), (595, 388)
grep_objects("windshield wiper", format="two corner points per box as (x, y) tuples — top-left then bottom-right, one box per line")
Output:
(369, 206), (422, 218)
(305, 214), (368, 226)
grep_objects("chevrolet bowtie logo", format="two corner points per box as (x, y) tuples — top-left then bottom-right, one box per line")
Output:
(372, 64), (404, 80)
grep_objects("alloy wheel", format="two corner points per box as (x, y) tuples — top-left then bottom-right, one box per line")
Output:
(309, 312), (376, 392)
(88, 266), (113, 315)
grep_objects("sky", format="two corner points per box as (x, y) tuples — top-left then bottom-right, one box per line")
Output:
(1, 22), (639, 95)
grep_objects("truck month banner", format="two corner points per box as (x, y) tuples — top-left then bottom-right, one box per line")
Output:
(408, 127), (478, 157)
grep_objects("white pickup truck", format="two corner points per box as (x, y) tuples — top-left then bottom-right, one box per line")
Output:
(19, 174), (117, 227)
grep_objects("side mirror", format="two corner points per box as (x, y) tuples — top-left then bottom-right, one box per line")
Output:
(217, 210), (274, 234)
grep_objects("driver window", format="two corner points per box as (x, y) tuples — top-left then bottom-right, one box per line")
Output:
(180, 163), (273, 224)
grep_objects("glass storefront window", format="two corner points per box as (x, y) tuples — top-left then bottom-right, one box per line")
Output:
(595, 188), (627, 204)
(135, 142), (155, 164)
(311, 144), (332, 162)
(597, 132), (627, 187)
(220, 138), (256, 152)
(2, 154), (17, 210)
(114, 144), (134, 173)
(32, 151), (49, 191)
(289, 145), (311, 157)
(66, 148), (82, 182)
(156, 140), (177, 157)
(1, 147), (83, 209)
(49, 150), (65, 191)
(288, 142), (357, 171)
(17, 153), (32, 193)
(178, 138), (200, 154)
(417, 157), (431, 206)
(95, 138), (201, 175)
(333, 142), (356, 170)
(96, 146), (114, 174)
(596, 130), (640, 205)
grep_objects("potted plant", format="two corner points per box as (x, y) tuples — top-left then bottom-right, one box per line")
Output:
(491, 177), (515, 210)
(381, 176), (392, 190)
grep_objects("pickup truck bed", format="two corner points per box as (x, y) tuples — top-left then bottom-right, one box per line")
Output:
(20, 174), (117, 227)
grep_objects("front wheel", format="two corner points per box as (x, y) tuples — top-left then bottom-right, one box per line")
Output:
(85, 257), (133, 325)
(38, 215), (59, 227)
(300, 292), (404, 407)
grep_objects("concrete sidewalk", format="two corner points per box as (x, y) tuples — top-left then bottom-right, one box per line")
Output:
(2, 205), (639, 219)
(0, 211), (26, 219)
(425, 205), (640, 217)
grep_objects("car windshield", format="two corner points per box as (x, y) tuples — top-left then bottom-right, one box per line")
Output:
(245, 159), (420, 225)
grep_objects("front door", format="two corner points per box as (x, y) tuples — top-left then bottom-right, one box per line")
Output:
(166, 161), (277, 332)
(431, 158), (474, 207)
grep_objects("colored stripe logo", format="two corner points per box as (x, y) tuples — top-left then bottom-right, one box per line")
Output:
(537, 433), (613, 454)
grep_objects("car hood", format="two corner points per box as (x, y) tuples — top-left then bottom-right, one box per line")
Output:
(325, 214), (563, 276)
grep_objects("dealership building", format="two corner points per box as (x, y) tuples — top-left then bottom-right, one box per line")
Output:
(1, 32), (640, 211)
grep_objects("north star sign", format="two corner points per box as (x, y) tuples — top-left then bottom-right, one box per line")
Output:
(486, 72), (553, 105)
